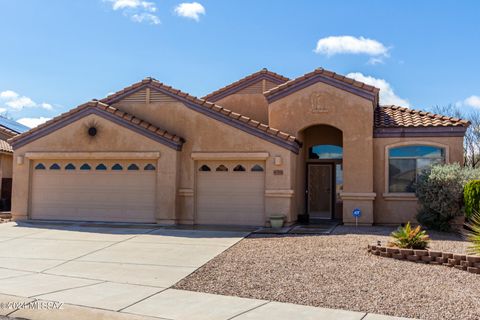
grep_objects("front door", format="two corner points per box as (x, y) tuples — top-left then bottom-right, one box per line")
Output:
(307, 164), (332, 219)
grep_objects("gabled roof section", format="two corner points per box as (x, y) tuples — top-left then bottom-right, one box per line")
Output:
(264, 67), (380, 105)
(202, 68), (290, 102)
(9, 101), (185, 150)
(374, 105), (470, 128)
(101, 78), (301, 153)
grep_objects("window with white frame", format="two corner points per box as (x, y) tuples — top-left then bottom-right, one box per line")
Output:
(388, 145), (445, 193)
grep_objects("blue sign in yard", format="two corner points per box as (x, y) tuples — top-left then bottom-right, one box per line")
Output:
(352, 208), (361, 218)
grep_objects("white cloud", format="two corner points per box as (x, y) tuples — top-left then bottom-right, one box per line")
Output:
(464, 95), (480, 108)
(346, 72), (410, 107)
(131, 13), (160, 24)
(0, 90), (19, 99)
(0, 90), (53, 111)
(17, 117), (51, 128)
(314, 36), (389, 63)
(174, 2), (205, 21)
(106, 0), (160, 24)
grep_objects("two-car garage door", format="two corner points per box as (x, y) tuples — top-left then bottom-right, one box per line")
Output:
(196, 161), (265, 226)
(30, 159), (266, 226)
(31, 160), (157, 223)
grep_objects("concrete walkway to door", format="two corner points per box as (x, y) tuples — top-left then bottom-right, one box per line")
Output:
(0, 222), (413, 320)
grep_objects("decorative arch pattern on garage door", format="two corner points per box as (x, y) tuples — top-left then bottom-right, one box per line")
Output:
(195, 161), (265, 226)
(31, 160), (158, 223)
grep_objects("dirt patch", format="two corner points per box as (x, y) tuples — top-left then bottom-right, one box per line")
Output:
(175, 226), (478, 320)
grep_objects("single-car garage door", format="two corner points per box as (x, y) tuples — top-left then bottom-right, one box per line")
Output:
(196, 160), (265, 226)
(31, 160), (157, 223)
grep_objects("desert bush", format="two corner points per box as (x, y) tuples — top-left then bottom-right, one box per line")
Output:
(464, 180), (480, 219)
(415, 163), (480, 231)
(389, 222), (430, 249)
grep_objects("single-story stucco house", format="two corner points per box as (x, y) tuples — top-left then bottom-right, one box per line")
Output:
(9, 68), (469, 226)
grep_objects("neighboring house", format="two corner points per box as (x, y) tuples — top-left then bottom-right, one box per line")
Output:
(0, 117), (29, 211)
(9, 68), (469, 226)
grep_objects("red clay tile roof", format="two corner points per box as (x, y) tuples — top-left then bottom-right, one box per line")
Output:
(202, 68), (289, 102)
(0, 140), (13, 153)
(264, 67), (380, 102)
(101, 78), (301, 151)
(375, 105), (470, 128)
(9, 101), (185, 148)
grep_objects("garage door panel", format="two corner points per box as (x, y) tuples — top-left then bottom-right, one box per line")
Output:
(196, 161), (265, 226)
(31, 160), (156, 223)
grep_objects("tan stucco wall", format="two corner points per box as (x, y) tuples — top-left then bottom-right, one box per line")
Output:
(213, 94), (269, 124)
(11, 114), (179, 223)
(111, 98), (296, 225)
(268, 81), (376, 224)
(373, 136), (464, 224)
(1, 154), (13, 179)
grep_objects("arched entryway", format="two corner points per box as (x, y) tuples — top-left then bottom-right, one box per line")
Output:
(298, 125), (343, 221)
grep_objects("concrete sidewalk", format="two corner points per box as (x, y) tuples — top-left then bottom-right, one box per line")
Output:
(1, 290), (412, 320)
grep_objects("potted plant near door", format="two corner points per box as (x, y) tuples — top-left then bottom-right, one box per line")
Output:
(269, 214), (285, 228)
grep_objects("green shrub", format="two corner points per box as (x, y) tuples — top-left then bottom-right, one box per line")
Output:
(464, 180), (480, 219)
(415, 163), (480, 231)
(465, 211), (480, 255)
(388, 222), (430, 249)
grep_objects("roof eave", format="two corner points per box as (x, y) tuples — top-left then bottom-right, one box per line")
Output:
(373, 126), (468, 138)
(10, 105), (184, 151)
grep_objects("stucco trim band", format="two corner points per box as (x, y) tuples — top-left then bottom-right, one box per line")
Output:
(265, 73), (377, 104)
(382, 193), (418, 201)
(191, 152), (269, 160)
(178, 188), (194, 197)
(374, 127), (467, 137)
(265, 189), (295, 198)
(10, 107), (184, 151)
(24, 152), (161, 160)
(340, 192), (376, 201)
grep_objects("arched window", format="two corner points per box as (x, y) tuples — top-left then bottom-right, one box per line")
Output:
(95, 163), (107, 171)
(233, 165), (246, 172)
(144, 164), (156, 171)
(65, 163), (76, 170)
(388, 145), (445, 193)
(80, 163), (91, 170)
(251, 164), (264, 172)
(309, 145), (343, 159)
(35, 163), (46, 170)
(128, 164), (139, 170)
(112, 163), (123, 171)
(215, 165), (228, 172)
(49, 163), (61, 170)
(199, 165), (211, 172)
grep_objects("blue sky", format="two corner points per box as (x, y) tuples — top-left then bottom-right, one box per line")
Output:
(0, 0), (479, 127)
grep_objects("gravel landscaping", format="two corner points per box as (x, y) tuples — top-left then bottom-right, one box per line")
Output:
(175, 226), (479, 320)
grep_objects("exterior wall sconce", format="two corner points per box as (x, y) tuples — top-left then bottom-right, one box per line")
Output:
(16, 155), (24, 165)
(274, 156), (282, 166)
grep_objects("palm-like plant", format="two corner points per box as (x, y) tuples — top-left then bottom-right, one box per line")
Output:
(389, 222), (430, 249)
(465, 211), (480, 256)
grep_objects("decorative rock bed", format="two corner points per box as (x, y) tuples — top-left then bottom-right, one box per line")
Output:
(368, 244), (480, 274)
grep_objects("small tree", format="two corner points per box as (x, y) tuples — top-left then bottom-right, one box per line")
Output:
(431, 104), (480, 168)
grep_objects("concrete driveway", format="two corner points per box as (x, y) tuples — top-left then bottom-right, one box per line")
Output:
(0, 222), (248, 313)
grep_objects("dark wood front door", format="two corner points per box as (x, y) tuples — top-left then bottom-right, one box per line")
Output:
(307, 164), (332, 219)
